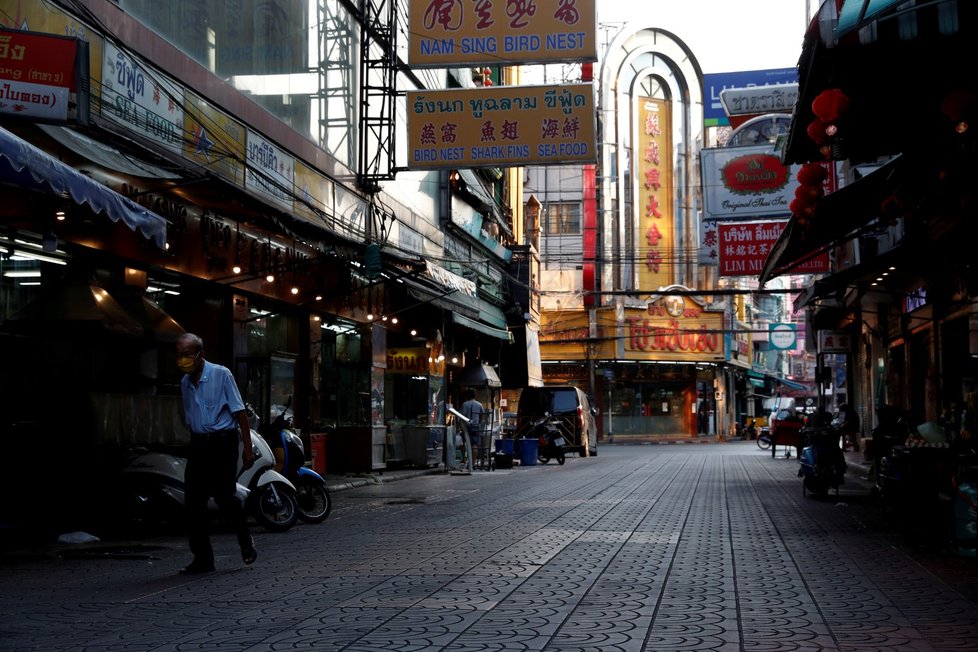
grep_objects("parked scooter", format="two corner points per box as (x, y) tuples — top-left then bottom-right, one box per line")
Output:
(262, 400), (332, 523)
(798, 417), (848, 496)
(121, 419), (299, 532)
(533, 413), (567, 465)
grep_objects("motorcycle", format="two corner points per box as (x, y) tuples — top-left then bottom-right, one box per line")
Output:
(121, 418), (299, 532)
(262, 400), (332, 524)
(533, 413), (567, 465)
(798, 420), (848, 497)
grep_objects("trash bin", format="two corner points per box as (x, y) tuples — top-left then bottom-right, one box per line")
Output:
(494, 439), (515, 469)
(495, 439), (515, 456)
(310, 433), (328, 474)
(518, 437), (538, 466)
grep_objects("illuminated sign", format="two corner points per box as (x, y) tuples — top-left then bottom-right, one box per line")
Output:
(406, 84), (596, 169)
(409, 0), (596, 67)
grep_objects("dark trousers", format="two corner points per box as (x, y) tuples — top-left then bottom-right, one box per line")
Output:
(185, 430), (252, 563)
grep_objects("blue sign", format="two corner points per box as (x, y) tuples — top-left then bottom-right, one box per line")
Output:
(703, 68), (798, 126)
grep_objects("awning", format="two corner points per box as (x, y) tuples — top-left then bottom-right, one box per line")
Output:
(457, 363), (502, 388)
(38, 124), (181, 179)
(452, 311), (511, 341)
(0, 126), (167, 248)
(837, 0), (924, 39)
(759, 155), (906, 285)
(777, 377), (812, 392)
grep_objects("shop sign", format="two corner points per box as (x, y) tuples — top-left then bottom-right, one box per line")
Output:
(819, 330), (851, 353)
(719, 83), (798, 117)
(636, 97), (675, 290)
(245, 129), (294, 212)
(386, 348), (431, 375)
(294, 160), (335, 226)
(770, 323), (797, 350)
(184, 92), (246, 186)
(408, 0), (596, 67)
(0, 30), (83, 122)
(425, 262), (477, 297)
(622, 301), (725, 362)
(101, 42), (184, 152)
(406, 83), (596, 169)
(702, 145), (795, 220)
(717, 221), (829, 276)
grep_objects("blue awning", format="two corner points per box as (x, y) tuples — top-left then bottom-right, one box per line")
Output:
(0, 126), (167, 248)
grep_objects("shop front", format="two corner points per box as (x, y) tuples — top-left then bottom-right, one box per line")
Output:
(539, 294), (727, 441)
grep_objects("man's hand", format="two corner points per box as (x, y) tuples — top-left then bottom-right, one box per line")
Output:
(241, 445), (256, 471)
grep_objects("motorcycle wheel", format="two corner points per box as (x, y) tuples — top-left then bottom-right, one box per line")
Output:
(251, 482), (298, 532)
(537, 453), (551, 464)
(296, 477), (332, 524)
(757, 434), (772, 450)
(803, 475), (829, 497)
(556, 451), (565, 465)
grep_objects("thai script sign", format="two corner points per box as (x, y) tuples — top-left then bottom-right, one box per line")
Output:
(623, 301), (725, 362)
(101, 42), (184, 152)
(717, 221), (829, 277)
(719, 83), (798, 117)
(703, 68), (797, 126)
(539, 308), (614, 361)
(770, 323), (797, 350)
(636, 97), (674, 290)
(0, 29), (82, 122)
(407, 83), (595, 169)
(701, 145), (796, 220)
(245, 128), (294, 212)
(386, 348), (432, 375)
(409, 0), (596, 67)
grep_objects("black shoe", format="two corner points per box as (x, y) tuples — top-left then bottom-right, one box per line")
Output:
(179, 561), (215, 575)
(241, 546), (257, 566)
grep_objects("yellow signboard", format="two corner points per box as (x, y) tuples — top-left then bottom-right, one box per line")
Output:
(408, 0), (596, 67)
(636, 97), (675, 291)
(407, 84), (596, 169)
(294, 161), (335, 226)
(539, 308), (614, 361)
(622, 301), (725, 363)
(184, 92), (246, 187)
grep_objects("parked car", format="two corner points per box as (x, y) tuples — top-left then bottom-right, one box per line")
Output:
(516, 386), (598, 456)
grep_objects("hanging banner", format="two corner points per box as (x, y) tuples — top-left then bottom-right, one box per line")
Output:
(408, 0), (596, 67)
(406, 83), (596, 169)
(636, 97), (674, 291)
(718, 221), (829, 276)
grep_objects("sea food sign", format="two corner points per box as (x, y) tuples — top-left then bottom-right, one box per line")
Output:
(409, 0), (596, 67)
(623, 301), (724, 362)
(406, 83), (596, 169)
(701, 145), (800, 220)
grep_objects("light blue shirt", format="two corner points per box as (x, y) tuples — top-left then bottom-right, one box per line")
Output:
(180, 360), (245, 433)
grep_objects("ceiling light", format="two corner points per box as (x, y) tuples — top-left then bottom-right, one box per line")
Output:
(291, 286), (299, 295)
(3, 270), (42, 278)
(232, 264), (242, 274)
(266, 273), (275, 282)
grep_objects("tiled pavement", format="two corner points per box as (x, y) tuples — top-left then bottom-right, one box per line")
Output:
(2, 441), (978, 651)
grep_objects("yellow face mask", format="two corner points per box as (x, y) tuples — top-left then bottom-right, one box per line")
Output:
(176, 351), (200, 374)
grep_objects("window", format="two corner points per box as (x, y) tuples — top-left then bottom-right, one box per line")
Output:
(544, 202), (581, 235)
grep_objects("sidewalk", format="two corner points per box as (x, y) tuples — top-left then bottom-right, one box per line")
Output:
(320, 466), (442, 492)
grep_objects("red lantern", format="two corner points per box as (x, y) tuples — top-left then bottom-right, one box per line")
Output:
(812, 88), (850, 123)
(806, 119), (828, 145)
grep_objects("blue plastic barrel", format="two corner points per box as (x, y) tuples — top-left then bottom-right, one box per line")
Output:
(518, 438), (538, 466)
(495, 439), (515, 456)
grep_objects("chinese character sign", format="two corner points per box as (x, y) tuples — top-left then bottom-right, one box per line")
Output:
(717, 221), (829, 277)
(406, 84), (596, 169)
(636, 98), (674, 291)
(409, 0), (596, 67)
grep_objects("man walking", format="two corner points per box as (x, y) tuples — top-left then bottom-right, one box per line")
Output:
(176, 332), (257, 574)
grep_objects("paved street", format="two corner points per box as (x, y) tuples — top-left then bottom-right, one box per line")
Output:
(3, 442), (978, 651)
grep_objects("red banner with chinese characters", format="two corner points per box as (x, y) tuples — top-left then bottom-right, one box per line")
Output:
(0, 29), (79, 122)
(718, 221), (829, 277)
(636, 97), (674, 290)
